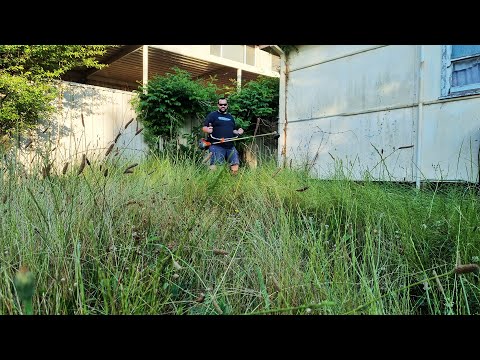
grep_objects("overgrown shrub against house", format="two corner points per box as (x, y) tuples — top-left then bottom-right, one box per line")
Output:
(131, 67), (279, 153)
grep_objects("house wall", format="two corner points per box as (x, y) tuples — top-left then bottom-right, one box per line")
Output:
(279, 45), (480, 183)
(150, 45), (279, 77)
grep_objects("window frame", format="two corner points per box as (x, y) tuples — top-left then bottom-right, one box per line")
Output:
(441, 45), (480, 99)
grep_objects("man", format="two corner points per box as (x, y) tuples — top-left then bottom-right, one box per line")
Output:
(202, 97), (244, 175)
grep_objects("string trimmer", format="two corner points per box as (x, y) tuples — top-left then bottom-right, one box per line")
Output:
(198, 131), (280, 150)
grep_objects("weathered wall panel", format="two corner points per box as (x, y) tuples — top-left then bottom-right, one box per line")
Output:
(281, 45), (480, 183)
(280, 107), (416, 181)
(421, 99), (480, 182)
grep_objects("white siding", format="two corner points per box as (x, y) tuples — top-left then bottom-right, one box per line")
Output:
(280, 45), (480, 183)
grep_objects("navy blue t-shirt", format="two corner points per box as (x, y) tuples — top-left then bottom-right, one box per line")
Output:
(203, 111), (237, 149)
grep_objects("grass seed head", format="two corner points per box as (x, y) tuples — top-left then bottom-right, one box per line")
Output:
(213, 249), (228, 255)
(105, 143), (115, 157)
(62, 162), (69, 175)
(124, 118), (134, 129)
(454, 264), (480, 275)
(77, 154), (86, 175)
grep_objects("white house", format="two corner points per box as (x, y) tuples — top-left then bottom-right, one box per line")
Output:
(276, 45), (480, 185)
(18, 45), (280, 170)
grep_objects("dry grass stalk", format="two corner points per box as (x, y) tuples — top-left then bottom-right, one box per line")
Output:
(124, 118), (134, 129)
(211, 298), (223, 315)
(271, 275), (281, 292)
(454, 264), (480, 275)
(105, 143), (115, 157)
(81, 113), (85, 128)
(432, 270), (445, 297)
(272, 168), (282, 178)
(78, 154), (86, 175)
(135, 128), (143, 136)
(24, 138), (33, 149)
(213, 249), (228, 255)
(172, 260), (182, 271)
(202, 152), (212, 164)
(62, 162), (69, 175)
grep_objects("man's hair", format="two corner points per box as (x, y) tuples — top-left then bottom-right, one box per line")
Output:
(218, 97), (228, 104)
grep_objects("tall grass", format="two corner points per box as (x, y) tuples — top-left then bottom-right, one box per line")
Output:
(1, 146), (479, 314)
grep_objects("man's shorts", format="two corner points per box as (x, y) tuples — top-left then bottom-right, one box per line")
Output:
(209, 144), (240, 165)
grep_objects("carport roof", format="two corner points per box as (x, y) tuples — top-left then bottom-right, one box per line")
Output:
(61, 45), (276, 92)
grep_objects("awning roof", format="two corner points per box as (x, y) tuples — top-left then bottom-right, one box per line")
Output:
(61, 45), (274, 92)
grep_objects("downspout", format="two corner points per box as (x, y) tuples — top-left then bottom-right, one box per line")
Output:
(142, 45), (149, 94)
(415, 45), (425, 189)
(281, 55), (289, 168)
(275, 47), (288, 168)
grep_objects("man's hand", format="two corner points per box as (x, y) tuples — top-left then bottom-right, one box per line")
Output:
(203, 123), (213, 134)
(234, 128), (244, 135)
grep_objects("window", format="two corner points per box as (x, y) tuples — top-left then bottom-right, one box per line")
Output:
(246, 45), (255, 66)
(441, 45), (480, 97)
(209, 45), (256, 66)
(210, 45), (221, 57)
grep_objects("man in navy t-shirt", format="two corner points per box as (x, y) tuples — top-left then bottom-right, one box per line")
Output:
(202, 97), (244, 175)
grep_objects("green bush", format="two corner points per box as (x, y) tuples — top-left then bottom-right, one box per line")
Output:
(131, 67), (219, 150)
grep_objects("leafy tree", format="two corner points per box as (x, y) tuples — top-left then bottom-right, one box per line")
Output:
(227, 75), (279, 133)
(131, 67), (219, 150)
(0, 45), (108, 138)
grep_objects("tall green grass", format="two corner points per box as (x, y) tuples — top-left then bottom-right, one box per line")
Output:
(1, 148), (479, 314)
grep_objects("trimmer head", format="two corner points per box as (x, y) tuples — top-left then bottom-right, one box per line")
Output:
(198, 138), (211, 150)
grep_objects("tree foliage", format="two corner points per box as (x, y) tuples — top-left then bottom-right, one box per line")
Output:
(131, 67), (219, 149)
(0, 45), (108, 138)
(227, 76), (279, 133)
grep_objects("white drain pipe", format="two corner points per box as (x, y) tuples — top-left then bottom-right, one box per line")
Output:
(415, 45), (425, 189)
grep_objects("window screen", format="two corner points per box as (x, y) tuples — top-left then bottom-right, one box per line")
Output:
(451, 45), (480, 89)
